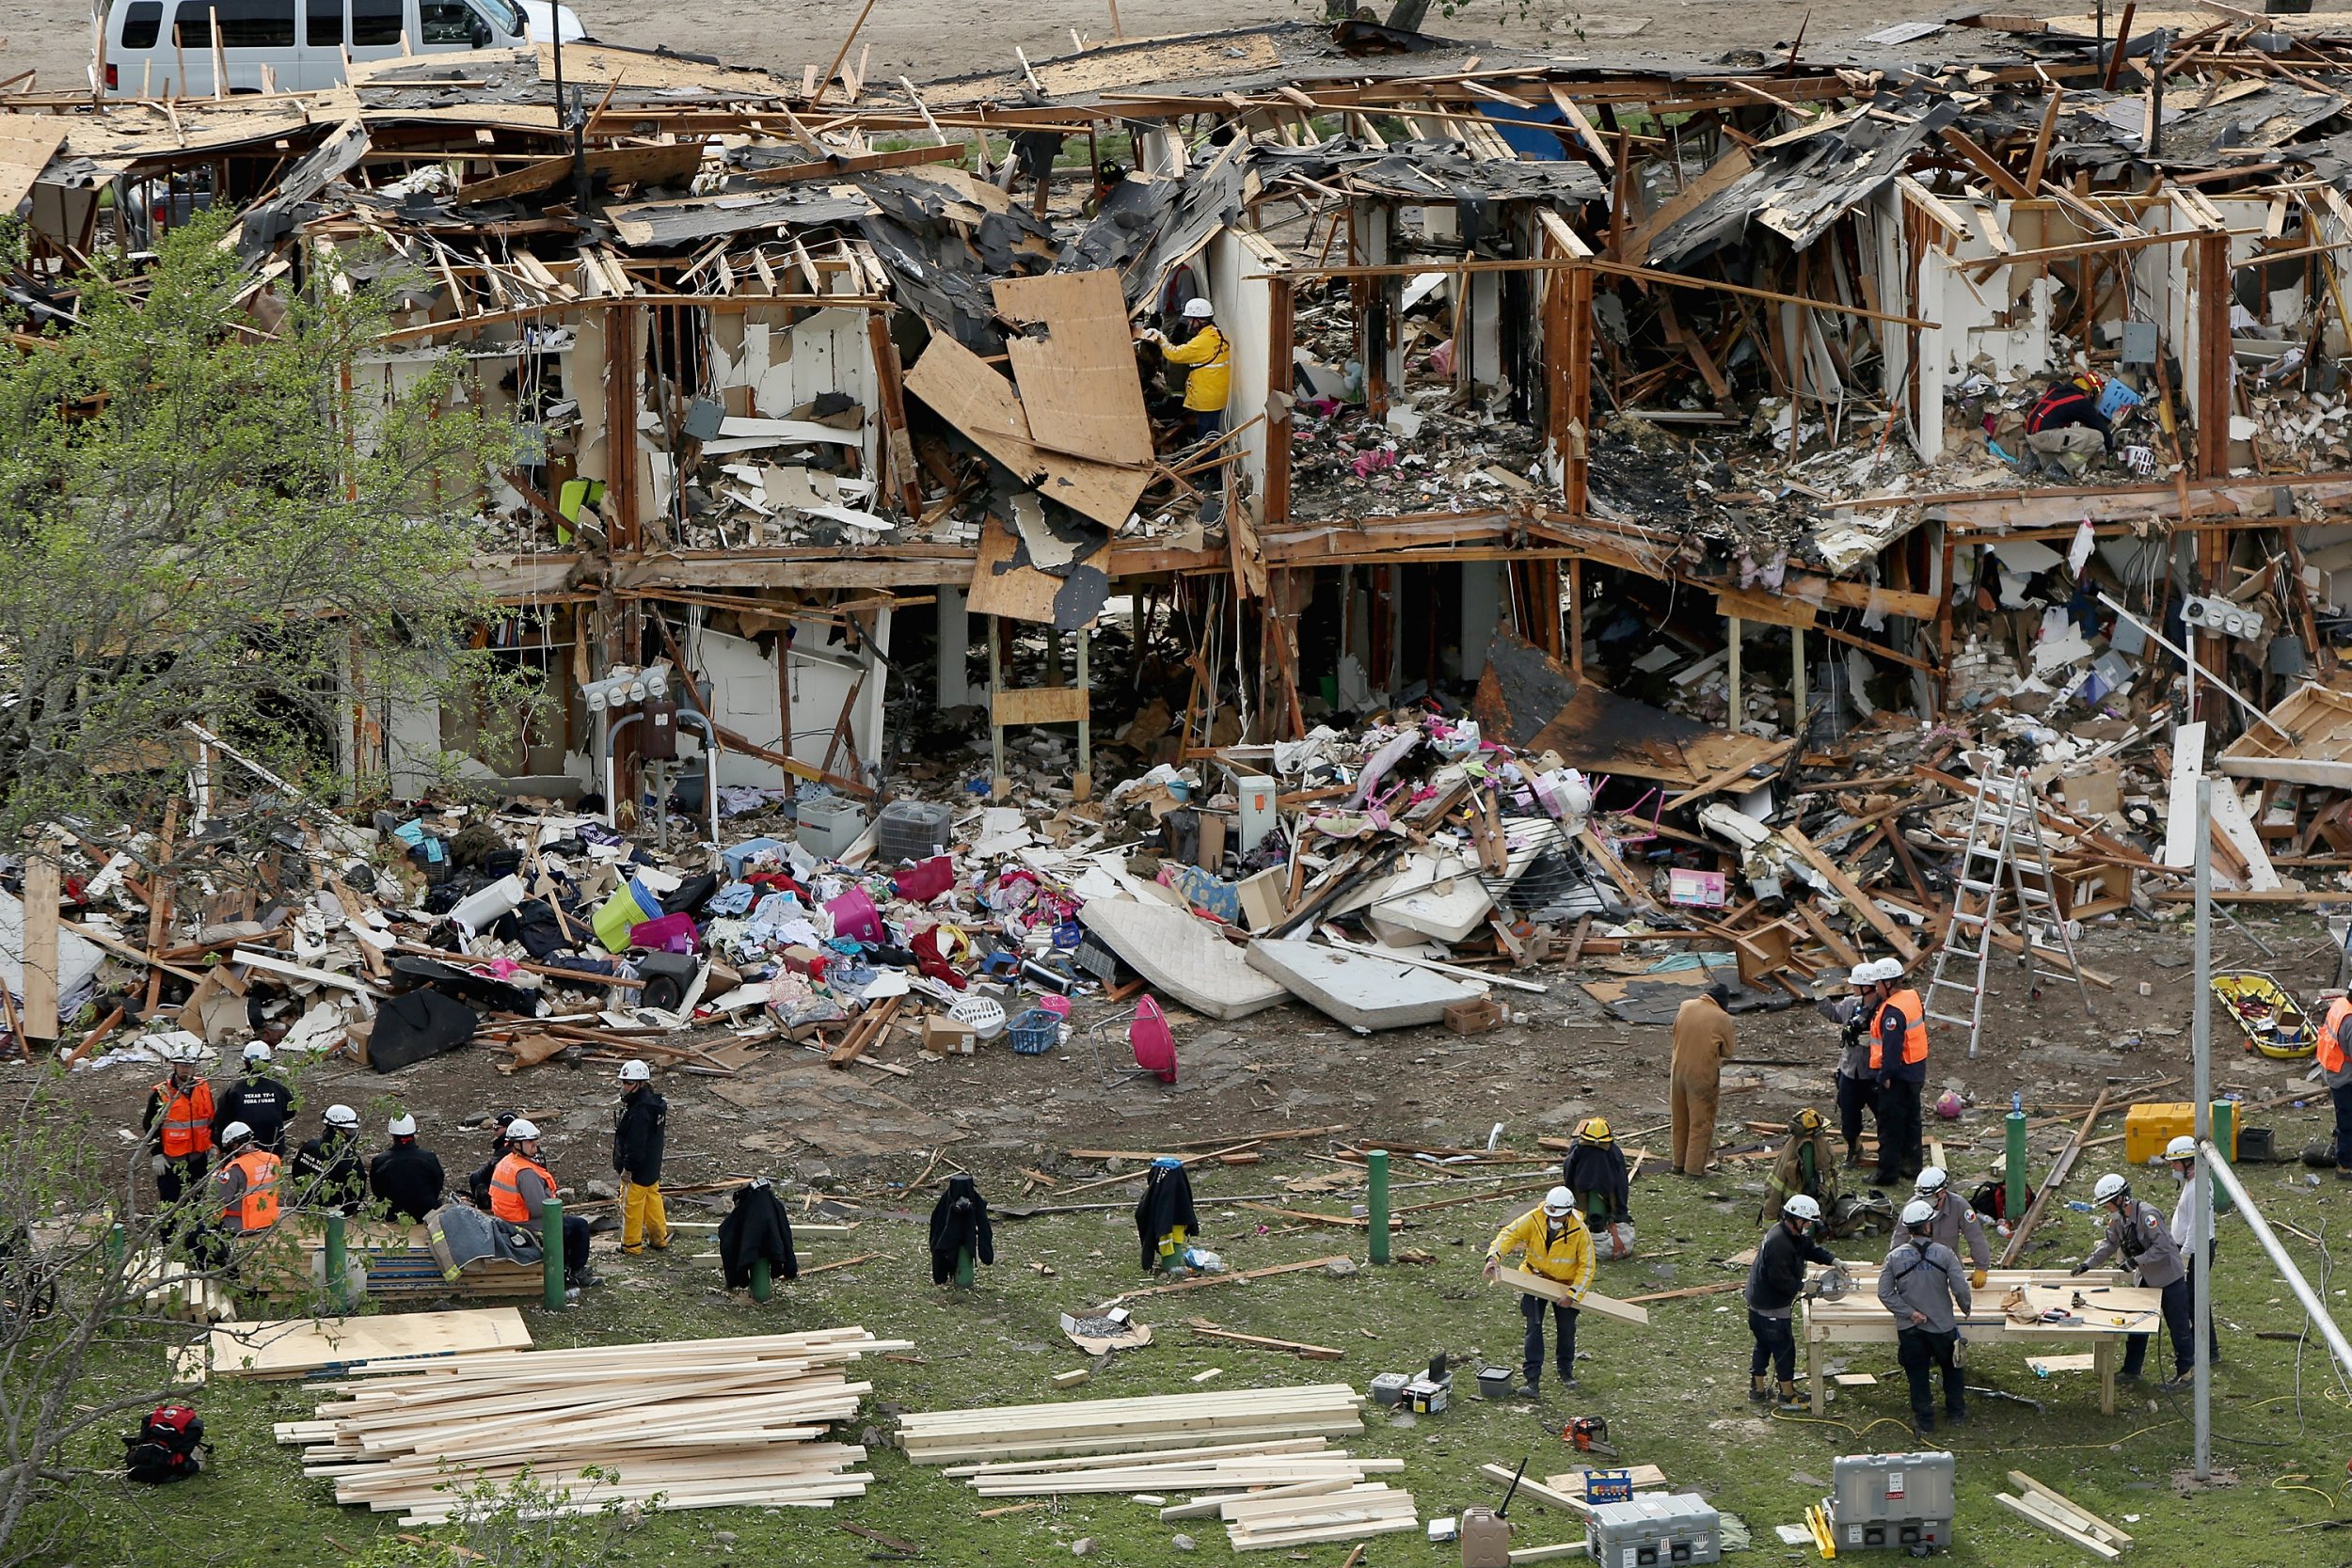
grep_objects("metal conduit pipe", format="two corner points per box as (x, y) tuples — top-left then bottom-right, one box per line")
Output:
(2200, 1140), (2352, 1386)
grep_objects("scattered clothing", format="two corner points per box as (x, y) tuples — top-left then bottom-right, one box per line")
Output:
(1134, 1160), (1197, 1273)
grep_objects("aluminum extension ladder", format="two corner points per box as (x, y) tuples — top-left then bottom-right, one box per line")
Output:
(1922, 754), (2095, 1058)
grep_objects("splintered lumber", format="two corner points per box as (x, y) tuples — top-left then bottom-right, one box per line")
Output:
(278, 1326), (904, 1524)
(1224, 1482), (1418, 1551)
(899, 1385), (1364, 1465)
(1492, 1265), (1651, 1325)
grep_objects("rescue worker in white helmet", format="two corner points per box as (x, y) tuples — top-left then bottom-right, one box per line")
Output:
(2163, 1136), (2222, 1371)
(294, 1103), (367, 1214)
(1880, 1197), (1972, 1433)
(2073, 1172), (2191, 1386)
(1744, 1194), (1839, 1411)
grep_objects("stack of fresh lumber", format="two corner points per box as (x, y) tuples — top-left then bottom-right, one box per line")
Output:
(1994, 1469), (2133, 1559)
(275, 1326), (906, 1523)
(946, 1436), (1397, 1497)
(898, 1384), (1364, 1465)
(1220, 1481), (1419, 1551)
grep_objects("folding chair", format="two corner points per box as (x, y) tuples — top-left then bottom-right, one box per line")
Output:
(1089, 995), (1177, 1086)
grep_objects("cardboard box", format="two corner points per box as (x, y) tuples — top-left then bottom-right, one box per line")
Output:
(922, 1013), (976, 1055)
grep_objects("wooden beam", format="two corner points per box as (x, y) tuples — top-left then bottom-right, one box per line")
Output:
(1938, 125), (2035, 203)
(2025, 87), (2064, 191)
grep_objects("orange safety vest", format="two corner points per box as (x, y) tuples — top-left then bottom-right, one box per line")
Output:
(488, 1151), (555, 1225)
(152, 1076), (215, 1160)
(1868, 989), (1930, 1071)
(220, 1148), (280, 1233)
(2322, 997), (2352, 1075)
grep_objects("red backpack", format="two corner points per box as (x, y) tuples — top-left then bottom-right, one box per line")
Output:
(124, 1404), (205, 1483)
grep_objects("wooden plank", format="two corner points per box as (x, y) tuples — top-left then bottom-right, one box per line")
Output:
(993, 270), (1153, 467)
(903, 332), (1147, 528)
(0, 118), (68, 213)
(1777, 824), (1920, 962)
(1994, 1492), (2122, 1560)
(17, 856), (59, 1040)
(455, 141), (706, 205)
(1476, 1462), (1594, 1514)
(1185, 1321), (1346, 1360)
(1493, 1265), (1650, 1325)
(992, 685), (1090, 726)
(1999, 1089), (2109, 1267)
(2010, 1471), (2132, 1544)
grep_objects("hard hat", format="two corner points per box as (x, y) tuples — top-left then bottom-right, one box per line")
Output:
(1900, 1198), (1935, 1229)
(324, 1104), (359, 1131)
(2165, 1134), (2197, 1161)
(242, 1041), (274, 1064)
(1782, 1194), (1822, 1224)
(1850, 958), (1894, 987)
(167, 1040), (204, 1066)
(388, 1114), (418, 1137)
(618, 1059), (651, 1084)
(1542, 1185), (1575, 1215)
(506, 1118), (540, 1142)
(2093, 1173), (2130, 1205)
(1182, 297), (1215, 319)
(1574, 1117), (1613, 1145)
(220, 1120), (253, 1148)
(1915, 1166), (1948, 1197)
(1793, 1107), (1826, 1134)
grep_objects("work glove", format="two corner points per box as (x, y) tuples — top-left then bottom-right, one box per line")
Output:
(2070, 1260), (2090, 1276)
(1970, 1269), (1988, 1289)
(151, 1154), (167, 1177)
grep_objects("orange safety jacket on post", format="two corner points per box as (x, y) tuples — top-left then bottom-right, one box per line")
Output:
(2321, 996), (2352, 1076)
(221, 1149), (280, 1232)
(153, 1078), (215, 1160)
(489, 1151), (555, 1224)
(1868, 989), (1930, 1076)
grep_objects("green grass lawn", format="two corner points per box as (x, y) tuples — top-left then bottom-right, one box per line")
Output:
(33, 1112), (2352, 1567)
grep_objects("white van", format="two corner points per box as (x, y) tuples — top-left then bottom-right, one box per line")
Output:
(94, 0), (585, 97)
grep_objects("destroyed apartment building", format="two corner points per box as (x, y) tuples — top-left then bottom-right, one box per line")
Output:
(12, 12), (2352, 900)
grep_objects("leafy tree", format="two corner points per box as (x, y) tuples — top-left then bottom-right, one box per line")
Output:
(0, 206), (525, 845)
(0, 207), (528, 1564)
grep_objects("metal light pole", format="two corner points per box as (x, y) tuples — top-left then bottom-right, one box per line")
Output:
(2191, 777), (2212, 1480)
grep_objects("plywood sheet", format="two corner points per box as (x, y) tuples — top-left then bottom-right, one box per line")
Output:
(208, 1307), (533, 1379)
(458, 142), (707, 206)
(993, 271), (1152, 467)
(0, 119), (68, 211)
(904, 332), (1147, 528)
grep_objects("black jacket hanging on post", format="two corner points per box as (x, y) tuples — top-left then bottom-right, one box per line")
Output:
(717, 1180), (798, 1290)
(612, 1087), (668, 1184)
(1133, 1161), (1198, 1272)
(1562, 1137), (1632, 1227)
(929, 1174), (994, 1284)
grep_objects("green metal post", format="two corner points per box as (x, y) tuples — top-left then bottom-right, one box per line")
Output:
(325, 1213), (349, 1311)
(751, 1258), (772, 1303)
(542, 1198), (566, 1309)
(2005, 1098), (2027, 1225)
(1367, 1148), (1391, 1265)
(955, 1244), (975, 1289)
(2212, 1101), (2235, 1211)
(105, 1221), (126, 1273)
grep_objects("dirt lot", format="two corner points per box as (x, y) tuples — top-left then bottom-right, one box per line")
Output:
(9, 0), (1914, 109)
(48, 910), (2321, 1218)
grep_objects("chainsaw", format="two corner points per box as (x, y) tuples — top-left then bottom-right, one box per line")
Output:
(1564, 1415), (1619, 1458)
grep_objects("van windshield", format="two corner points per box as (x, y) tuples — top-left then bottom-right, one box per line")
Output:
(473, 0), (523, 33)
